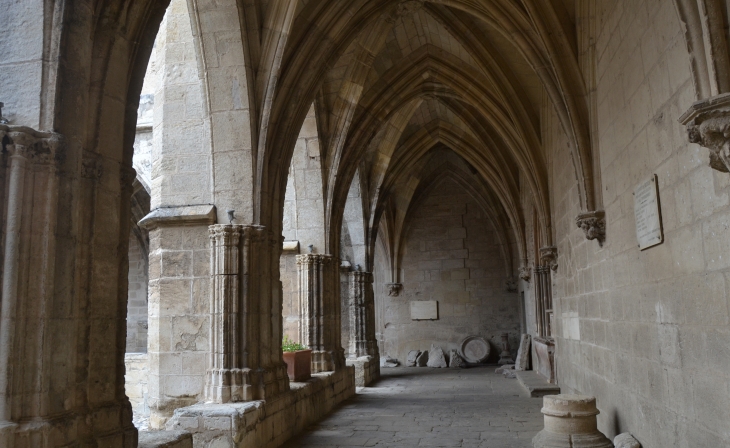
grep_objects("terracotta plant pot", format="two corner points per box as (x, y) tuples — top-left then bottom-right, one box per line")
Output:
(283, 349), (312, 382)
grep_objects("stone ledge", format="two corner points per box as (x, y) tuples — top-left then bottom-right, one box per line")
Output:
(346, 356), (380, 387)
(166, 367), (355, 447)
(515, 370), (561, 397)
(138, 430), (193, 448)
(139, 205), (216, 230)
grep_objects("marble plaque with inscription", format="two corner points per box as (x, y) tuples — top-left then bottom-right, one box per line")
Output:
(410, 300), (438, 320)
(634, 174), (663, 250)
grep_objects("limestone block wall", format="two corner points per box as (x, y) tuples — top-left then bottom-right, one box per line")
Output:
(542, 1), (730, 446)
(127, 231), (149, 353)
(147, 225), (211, 424)
(125, 353), (150, 418)
(375, 178), (521, 363)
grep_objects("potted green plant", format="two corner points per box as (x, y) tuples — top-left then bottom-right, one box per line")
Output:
(282, 336), (312, 382)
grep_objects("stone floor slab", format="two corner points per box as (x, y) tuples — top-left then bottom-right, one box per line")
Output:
(282, 367), (545, 448)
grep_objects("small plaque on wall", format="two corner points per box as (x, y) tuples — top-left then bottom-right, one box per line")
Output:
(410, 301), (438, 320)
(634, 174), (663, 250)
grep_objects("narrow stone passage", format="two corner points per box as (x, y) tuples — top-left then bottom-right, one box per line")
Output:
(282, 367), (544, 448)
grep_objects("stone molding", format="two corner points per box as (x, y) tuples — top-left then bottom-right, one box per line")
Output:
(139, 204), (217, 230)
(679, 92), (730, 173)
(575, 210), (606, 246)
(386, 282), (402, 296)
(539, 246), (558, 271)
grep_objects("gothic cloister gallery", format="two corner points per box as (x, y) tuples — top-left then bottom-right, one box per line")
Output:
(1, 0), (730, 447)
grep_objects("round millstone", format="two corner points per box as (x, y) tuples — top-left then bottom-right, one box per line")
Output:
(458, 336), (491, 363)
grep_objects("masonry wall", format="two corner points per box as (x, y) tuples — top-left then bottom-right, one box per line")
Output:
(127, 231), (149, 353)
(376, 178), (521, 364)
(542, 1), (730, 446)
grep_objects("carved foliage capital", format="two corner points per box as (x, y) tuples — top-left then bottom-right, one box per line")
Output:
(679, 93), (730, 173)
(575, 210), (606, 246)
(1, 125), (65, 165)
(539, 246), (558, 272)
(296, 253), (333, 266)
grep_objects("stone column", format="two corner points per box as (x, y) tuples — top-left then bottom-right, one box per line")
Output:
(345, 271), (380, 386)
(347, 271), (379, 358)
(0, 126), (137, 446)
(205, 224), (289, 402)
(296, 254), (345, 373)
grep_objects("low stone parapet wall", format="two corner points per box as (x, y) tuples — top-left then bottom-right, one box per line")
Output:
(165, 367), (355, 447)
(346, 356), (380, 387)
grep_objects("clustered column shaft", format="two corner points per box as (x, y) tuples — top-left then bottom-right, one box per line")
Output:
(347, 271), (378, 358)
(297, 254), (344, 373)
(206, 224), (289, 403)
(534, 265), (553, 338)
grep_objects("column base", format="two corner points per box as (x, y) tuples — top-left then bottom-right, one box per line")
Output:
(205, 364), (290, 403)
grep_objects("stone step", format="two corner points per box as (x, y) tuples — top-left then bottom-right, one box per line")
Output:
(515, 370), (561, 397)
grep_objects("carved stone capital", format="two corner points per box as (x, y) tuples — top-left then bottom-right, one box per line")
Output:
(296, 253), (333, 266)
(575, 210), (606, 246)
(539, 246), (558, 272)
(386, 283), (402, 297)
(1, 124), (65, 165)
(679, 92), (730, 173)
(518, 265), (531, 282)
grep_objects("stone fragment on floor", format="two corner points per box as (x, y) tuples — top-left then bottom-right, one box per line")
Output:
(515, 334), (531, 371)
(427, 344), (447, 368)
(448, 349), (464, 368)
(381, 356), (399, 367)
(416, 350), (429, 366)
(614, 433), (641, 448)
(406, 350), (421, 367)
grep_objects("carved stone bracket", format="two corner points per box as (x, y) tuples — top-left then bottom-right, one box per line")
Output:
(386, 283), (402, 297)
(518, 265), (531, 282)
(539, 246), (558, 272)
(575, 210), (606, 246)
(679, 92), (730, 173)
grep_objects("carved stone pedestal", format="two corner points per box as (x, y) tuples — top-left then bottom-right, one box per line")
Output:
(533, 395), (613, 448)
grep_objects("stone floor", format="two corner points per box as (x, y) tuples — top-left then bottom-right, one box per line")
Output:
(281, 366), (545, 448)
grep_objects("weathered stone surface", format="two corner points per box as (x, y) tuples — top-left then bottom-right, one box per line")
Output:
(427, 345), (447, 368)
(614, 433), (641, 448)
(448, 349), (464, 368)
(495, 364), (515, 374)
(416, 351), (429, 367)
(407, 350), (421, 367)
(515, 334), (531, 371)
(138, 430), (192, 448)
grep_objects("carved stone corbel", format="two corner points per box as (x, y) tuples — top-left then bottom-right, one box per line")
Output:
(386, 283), (402, 297)
(679, 92), (730, 173)
(575, 210), (606, 246)
(518, 265), (531, 282)
(539, 246), (558, 272)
